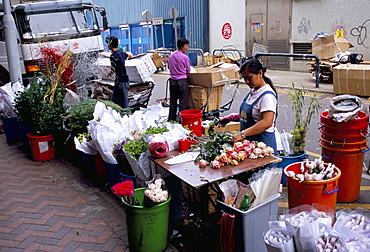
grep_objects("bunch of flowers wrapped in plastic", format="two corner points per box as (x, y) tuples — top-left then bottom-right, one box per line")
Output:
(198, 140), (274, 169)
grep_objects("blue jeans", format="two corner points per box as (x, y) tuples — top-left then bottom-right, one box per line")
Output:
(111, 81), (130, 108)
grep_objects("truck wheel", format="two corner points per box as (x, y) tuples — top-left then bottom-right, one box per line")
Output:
(0, 65), (10, 86)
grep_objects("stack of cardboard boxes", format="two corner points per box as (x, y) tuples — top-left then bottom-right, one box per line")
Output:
(312, 35), (370, 96)
(187, 68), (235, 112)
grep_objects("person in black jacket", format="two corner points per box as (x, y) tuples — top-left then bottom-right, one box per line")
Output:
(106, 36), (132, 108)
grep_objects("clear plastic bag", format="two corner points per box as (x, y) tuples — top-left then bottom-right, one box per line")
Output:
(328, 95), (364, 122)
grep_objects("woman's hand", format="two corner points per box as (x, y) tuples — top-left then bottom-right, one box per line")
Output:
(231, 131), (244, 142)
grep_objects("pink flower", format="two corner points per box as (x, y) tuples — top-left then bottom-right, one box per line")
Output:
(111, 180), (134, 197)
(198, 159), (207, 168)
(210, 160), (221, 169)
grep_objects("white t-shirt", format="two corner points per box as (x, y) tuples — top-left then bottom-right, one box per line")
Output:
(244, 84), (277, 133)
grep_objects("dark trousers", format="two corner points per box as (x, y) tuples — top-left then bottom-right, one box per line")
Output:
(111, 81), (130, 108)
(168, 78), (189, 122)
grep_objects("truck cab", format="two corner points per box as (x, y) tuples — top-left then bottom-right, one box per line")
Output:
(0, 0), (108, 85)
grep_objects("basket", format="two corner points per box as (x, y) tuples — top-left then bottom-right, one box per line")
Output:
(188, 85), (223, 112)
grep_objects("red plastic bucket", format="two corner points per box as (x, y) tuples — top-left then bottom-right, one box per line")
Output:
(27, 132), (55, 161)
(320, 128), (367, 143)
(320, 111), (369, 129)
(94, 154), (108, 184)
(320, 137), (368, 202)
(179, 109), (203, 137)
(319, 122), (368, 137)
(284, 162), (341, 211)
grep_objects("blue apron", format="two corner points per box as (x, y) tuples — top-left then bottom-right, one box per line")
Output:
(240, 90), (277, 153)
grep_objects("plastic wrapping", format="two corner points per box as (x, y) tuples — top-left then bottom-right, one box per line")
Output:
(264, 228), (295, 252)
(334, 210), (370, 243)
(284, 211), (320, 252)
(315, 224), (347, 252)
(328, 95), (364, 122)
(0, 81), (23, 118)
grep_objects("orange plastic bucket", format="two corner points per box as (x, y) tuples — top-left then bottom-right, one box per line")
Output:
(179, 109), (203, 137)
(284, 162), (341, 211)
(320, 138), (369, 202)
(320, 127), (367, 143)
(27, 132), (55, 161)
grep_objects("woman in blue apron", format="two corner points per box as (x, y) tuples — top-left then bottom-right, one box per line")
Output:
(219, 58), (278, 152)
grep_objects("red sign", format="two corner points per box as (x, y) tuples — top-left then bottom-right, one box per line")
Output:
(222, 23), (232, 40)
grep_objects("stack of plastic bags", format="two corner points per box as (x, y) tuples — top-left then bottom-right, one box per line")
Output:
(264, 205), (370, 251)
(0, 81), (23, 118)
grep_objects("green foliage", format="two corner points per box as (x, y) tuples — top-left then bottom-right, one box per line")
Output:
(123, 138), (149, 161)
(63, 99), (132, 132)
(195, 132), (233, 163)
(142, 125), (169, 135)
(14, 76), (67, 136)
(287, 83), (321, 155)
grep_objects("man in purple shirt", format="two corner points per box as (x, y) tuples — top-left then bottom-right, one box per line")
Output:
(167, 38), (191, 122)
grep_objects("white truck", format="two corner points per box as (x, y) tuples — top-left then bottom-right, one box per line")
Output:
(0, 0), (108, 85)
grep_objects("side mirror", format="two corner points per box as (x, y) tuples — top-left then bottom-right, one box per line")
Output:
(98, 7), (108, 30)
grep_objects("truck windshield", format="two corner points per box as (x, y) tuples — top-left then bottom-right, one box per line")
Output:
(22, 9), (98, 39)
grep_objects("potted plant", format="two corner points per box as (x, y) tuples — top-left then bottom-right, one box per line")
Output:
(14, 74), (67, 161)
(276, 83), (321, 185)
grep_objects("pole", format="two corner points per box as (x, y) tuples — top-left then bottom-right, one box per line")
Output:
(147, 23), (151, 51)
(161, 24), (165, 48)
(3, 0), (23, 84)
(173, 17), (177, 46)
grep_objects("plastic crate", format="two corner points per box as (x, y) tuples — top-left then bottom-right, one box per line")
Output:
(216, 193), (280, 252)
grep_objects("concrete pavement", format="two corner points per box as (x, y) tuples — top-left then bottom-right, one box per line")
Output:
(0, 135), (178, 251)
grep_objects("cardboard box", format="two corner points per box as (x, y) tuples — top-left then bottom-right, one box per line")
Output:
(188, 85), (223, 112)
(202, 121), (240, 135)
(94, 53), (156, 83)
(152, 52), (163, 68)
(125, 54), (157, 83)
(187, 68), (235, 87)
(333, 64), (370, 96)
(312, 35), (353, 60)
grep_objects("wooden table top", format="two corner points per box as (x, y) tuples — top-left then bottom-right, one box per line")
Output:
(150, 150), (282, 188)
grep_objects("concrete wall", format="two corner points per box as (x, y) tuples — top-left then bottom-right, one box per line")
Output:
(208, 0), (245, 55)
(290, 0), (370, 71)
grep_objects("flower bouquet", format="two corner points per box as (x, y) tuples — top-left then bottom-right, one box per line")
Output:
(111, 176), (169, 207)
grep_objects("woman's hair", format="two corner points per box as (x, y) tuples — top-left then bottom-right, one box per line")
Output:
(240, 57), (277, 94)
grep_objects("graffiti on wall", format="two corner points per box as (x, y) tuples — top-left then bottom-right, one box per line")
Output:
(351, 19), (370, 48)
(297, 18), (311, 34)
(331, 22), (346, 35)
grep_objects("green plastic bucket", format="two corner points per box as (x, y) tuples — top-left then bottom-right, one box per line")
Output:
(123, 188), (171, 252)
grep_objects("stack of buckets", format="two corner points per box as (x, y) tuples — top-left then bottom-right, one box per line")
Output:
(319, 110), (369, 202)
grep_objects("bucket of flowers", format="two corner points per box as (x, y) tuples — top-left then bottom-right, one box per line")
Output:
(111, 176), (171, 252)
